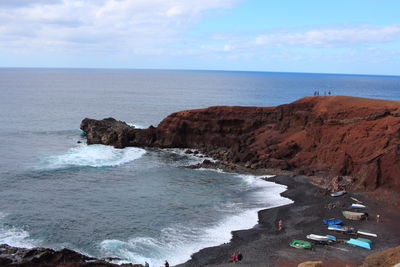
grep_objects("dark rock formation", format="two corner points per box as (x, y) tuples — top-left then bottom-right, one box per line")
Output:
(80, 96), (400, 197)
(0, 244), (143, 267)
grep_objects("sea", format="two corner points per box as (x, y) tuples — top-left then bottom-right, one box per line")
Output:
(0, 69), (399, 266)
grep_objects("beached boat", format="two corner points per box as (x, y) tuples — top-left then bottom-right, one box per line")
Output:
(350, 197), (362, 203)
(357, 237), (372, 245)
(323, 218), (343, 225)
(346, 238), (372, 249)
(330, 190), (346, 197)
(290, 240), (312, 249)
(351, 203), (367, 209)
(306, 234), (330, 242)
(328, 225), (355, 234)
(325, 235), (337, 241)
(357, 230), (378, 238)
(342, 210), (366, 220)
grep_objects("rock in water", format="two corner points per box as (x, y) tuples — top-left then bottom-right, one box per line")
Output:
(0, 244), (144, 266)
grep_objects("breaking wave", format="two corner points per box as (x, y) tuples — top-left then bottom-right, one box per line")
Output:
(99, 173), (292, 266)
(0, 212), (39, 249)
(40, 144), (146, 169)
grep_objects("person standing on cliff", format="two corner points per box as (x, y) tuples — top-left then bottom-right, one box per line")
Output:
(144, 261), (149, 267)
(164, 260), (169, 267)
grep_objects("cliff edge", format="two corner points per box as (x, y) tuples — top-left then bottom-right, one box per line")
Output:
(81, 96), (400, 196)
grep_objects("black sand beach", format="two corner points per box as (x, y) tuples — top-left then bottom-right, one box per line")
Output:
(178, 175), (400, 267)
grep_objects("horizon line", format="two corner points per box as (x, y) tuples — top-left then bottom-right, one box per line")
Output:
(0, 66), (399, 78)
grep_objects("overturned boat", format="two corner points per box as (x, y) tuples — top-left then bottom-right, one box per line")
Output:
(290, 240), (312, 249)
(351, 203), (368, 209)
(323, 218), (343, 226)
(306, 234), (330, 242)
(346, 238), (372, 249)
(328, 225), (355, 234)
(357, 230), (378, 238)
(330, 190), (346, 197)
(342, 210), (367, 220)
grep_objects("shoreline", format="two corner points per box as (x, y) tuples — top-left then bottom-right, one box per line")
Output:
(177, 173), (400, 267)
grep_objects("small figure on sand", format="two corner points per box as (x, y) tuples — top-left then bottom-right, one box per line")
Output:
(237, 252), (243, 263)
(328, 90), (331, 96)
(164, 260), (169, 267)
(230, 252), (238, 263)
(376, 214), (380, 223)
(278, 219), (283, 231)
(144, 261), (149, 267)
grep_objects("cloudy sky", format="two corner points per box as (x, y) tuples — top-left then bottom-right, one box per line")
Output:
(1, 0), (399, 75)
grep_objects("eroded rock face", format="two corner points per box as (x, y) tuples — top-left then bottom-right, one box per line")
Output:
(0, 244), (143, 266)
(359, 245), (400, 267)
(80, 96), (400, 195)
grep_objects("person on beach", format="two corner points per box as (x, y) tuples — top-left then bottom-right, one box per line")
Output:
(278, 219), (283, 231)
(230, 252), (238, 263)
(237, 252), (243, 263)
(144, 261), (149, 267)
(377, 214), (380, 223)
(164, 260), (169, 267)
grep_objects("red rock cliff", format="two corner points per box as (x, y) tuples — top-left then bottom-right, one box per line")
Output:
(81, 96), (400, 195)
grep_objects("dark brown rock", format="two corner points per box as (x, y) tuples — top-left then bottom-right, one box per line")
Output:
(80, 96), (400, 197)
(0, 244), (143, 267)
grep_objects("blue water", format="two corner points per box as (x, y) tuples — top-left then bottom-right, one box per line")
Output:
(0, 69), (399, 265)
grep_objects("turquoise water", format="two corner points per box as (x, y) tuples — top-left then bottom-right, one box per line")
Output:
(0, 69), (399, 265)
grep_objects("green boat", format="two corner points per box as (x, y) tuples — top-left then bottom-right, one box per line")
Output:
(290, 239), (312, 249)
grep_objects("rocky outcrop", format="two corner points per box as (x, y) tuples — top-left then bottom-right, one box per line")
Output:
(80, 96), (400, 196)
(359, 245), (400, 267)
(0, 244), (143, 267)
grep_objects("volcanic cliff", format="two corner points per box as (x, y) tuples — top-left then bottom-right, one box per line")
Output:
(80, 96), (400, 196)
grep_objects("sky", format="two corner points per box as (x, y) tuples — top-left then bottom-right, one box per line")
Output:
(0, 0), (399, 75)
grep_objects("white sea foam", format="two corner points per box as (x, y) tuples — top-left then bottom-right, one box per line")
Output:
(41, 144), (146, 169)
(0, 212), (39, 248)
(127, 122), (146, 129)
(99, 173), (293, 266)
(164, 148), (216, 166)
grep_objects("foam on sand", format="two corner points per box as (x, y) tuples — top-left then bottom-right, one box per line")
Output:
(41, 144), (146, 169)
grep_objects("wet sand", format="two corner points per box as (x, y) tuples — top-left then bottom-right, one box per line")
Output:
(177, 175), (400, 267)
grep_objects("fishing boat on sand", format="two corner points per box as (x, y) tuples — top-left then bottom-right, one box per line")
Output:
(351, 203), (368, 209)
(346, 238), (372, 249)
(323, 218), (343, 225)
(330, 190), (346, 197)
(306, 234), (330, 242)
(350, 197), (362, 203)
(328, 225), (355, 234)
(290, 240), (312, 249)
(357, 230), (378, 238)
(342, 210), (367, 220)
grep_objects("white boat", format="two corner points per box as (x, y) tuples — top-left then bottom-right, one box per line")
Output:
(306, 234), (330, 242)
(342, 210), (366, 220)
(351, 203), (367, 209)
(357, 230), (378, 238)
(330, 190), (346, 197)
(350, 197), (362, 203)
(328, 225), (355, 234)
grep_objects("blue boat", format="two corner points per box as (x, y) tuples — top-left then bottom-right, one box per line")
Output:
(325, 235), (337, 241)
(323, 218), (343, 225)
(346, 238), (372, 249)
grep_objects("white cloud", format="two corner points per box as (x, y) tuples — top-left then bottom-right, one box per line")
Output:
(254, 24), (400, 47)
(0, 0), (238, 53)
